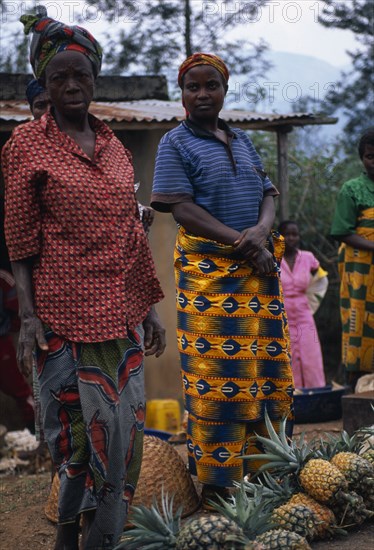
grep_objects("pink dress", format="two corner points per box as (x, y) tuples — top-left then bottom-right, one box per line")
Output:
(280, 250), (326, 388)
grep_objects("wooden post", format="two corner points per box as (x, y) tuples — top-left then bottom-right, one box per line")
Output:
(276, 125), (293, 221)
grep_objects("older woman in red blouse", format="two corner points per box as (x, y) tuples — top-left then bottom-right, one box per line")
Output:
(2, 9), (165, 550)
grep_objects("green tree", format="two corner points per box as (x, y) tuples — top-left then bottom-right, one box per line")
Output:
(0, 30), (29, 72)
(84, 0), (271, 84)
(0, 0), (32, 72)
(318, 0), (374, 140)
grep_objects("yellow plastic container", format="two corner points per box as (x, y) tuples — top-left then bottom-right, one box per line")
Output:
(145, 399), (181, 433)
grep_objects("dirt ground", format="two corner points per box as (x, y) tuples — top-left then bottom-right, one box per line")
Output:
(1, 421), (373, 549)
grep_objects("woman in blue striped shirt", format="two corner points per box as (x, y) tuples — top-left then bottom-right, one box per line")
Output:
(151, 53), (293, 508)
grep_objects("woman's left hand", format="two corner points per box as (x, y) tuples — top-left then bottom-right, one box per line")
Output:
(142, 206), (155, 234)
(143, 307), (166, 357)
(233, 224), (268, 258)
(251, 248), (276, 274)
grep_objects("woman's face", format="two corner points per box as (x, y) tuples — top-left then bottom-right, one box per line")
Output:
(362, 143), (374, 181)
(182, 65), (227, 123)
(282, 223), (300, 250)
(44, 51), (95, 119)
(31, 91), (51, 120)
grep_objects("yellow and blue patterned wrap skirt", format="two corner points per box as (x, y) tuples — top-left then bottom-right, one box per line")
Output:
(338, 207), (374, 375)
(174, 228), (294, 486)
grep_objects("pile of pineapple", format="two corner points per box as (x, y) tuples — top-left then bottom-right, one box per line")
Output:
(118, 412), (374, 549)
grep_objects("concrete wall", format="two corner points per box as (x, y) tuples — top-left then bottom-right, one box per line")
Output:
(119, 129), (183, 403)
(0, 74), (169, 101)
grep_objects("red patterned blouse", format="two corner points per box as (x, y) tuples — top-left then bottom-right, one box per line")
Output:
(2, 112), (164, 342)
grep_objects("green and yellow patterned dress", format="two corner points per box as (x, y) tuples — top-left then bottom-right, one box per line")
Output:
(331, 173), (374, 378)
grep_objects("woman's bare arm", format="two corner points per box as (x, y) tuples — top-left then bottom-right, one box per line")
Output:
(338, 234), (374, 251)
(10, 258), (48, 375)
(170, 202), (240, 244)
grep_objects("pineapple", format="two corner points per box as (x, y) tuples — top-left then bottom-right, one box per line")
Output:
(210, 483), (312, 549)
(242, 410), (373, 527)
(298, 458), (348, 504)
(289, 493), (338, 539)
(177, 514), (243, 549)
(243, 473), (340, 540)
(332, 494), (373, 527)
(271, 502), (316, 540)
(241, 476), (317, 540)
(254, 529), (311, 549)
(331, 452), (374, 511)
(244, 472), (338, 539)
(118, 490), (243, 549)
(314, 430), (374, 510)
(362, 448), (374, 466)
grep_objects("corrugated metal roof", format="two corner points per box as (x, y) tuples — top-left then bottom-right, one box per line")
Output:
(0, 101), (34, 122)
(0, 99), (336, 128)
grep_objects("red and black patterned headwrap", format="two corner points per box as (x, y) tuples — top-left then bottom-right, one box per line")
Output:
(178, 53), (229, 88)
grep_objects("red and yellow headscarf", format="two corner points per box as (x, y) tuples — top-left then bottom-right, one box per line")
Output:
(20, 9), (102, 79)
(178, 53), (229, 88)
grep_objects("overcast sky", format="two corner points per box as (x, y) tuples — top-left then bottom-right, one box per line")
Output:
(2, 0), (358, 67)
(228, 0), (357, 67)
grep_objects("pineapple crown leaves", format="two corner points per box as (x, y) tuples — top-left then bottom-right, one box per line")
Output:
(208, 482), (274, 539)
(116, 489), (182, 550)
(312, 435), (338, 460)
(313, 429), (373, 459)
(239, 472), (297, 510)
(240, 409), (313, 477)
(357, 404), (374, 438)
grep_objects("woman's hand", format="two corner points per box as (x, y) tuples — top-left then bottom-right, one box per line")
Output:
(141, 206), (155, 234)
(234, 224), (268, 258)
(17, 314), (48, 376)
(251, 248), (276, 275)
(10, 259), (48, 376)
(234, 194), (276, 257)
(142, 307), (166, 357)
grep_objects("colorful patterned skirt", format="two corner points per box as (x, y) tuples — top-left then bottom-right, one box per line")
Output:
(36, 327), (145, 549)
(338, 207), (374, 376)
(174, 228), (294, 486)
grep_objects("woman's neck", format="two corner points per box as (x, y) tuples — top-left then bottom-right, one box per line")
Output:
(188, 115), (228, 144)
(53, 109), (91, 134)
(189, 115), (219, 133)
(284, 247), (298, 259)
(53, 109), (96, 160)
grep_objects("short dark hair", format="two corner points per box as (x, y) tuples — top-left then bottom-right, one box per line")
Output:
(358, 128), (374, 159)
(278, 220), (298, 235)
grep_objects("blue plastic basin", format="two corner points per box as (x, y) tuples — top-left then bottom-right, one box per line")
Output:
(294, 384), (347, 424)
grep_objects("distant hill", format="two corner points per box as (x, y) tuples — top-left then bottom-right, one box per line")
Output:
(227, 50), (348, 112)
(226, 50), (350, 138)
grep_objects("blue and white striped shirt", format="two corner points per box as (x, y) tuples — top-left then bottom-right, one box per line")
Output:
(151, 119), (277, 232)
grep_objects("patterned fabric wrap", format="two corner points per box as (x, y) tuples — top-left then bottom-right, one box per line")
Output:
(36, 327), (145, 549)
(338, 207), (374, 373)
(174, 227), (294, 485)
(187, 413), (292, 486)
(26, 78), (46, 106)
(32, 361), (43, 442)
(178, 52), (229, 87)
(20, 14), (103, 78)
